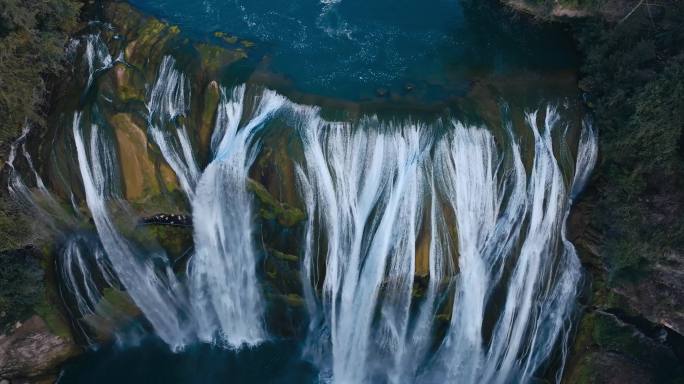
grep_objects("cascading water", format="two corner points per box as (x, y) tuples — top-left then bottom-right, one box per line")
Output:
(294, 105), (597, 383)
(6, 22), (599, 382)
(187, 85), (284, 347)
(67, 74), (595, 379)
(144, 56), (279, 347)
(84, 34), (112, 89)
(147, 56), (200, 199)
(58, 233), (122, 343)
(72, 113), (194, 349)
(295, 115), (433, 382)
(6, 125), (76, 232)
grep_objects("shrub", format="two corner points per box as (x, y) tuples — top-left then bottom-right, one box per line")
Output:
(0, 247), (44, 331)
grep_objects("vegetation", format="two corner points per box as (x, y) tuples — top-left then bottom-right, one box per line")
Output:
(0, 0), (84, 267)
(576, 4), (684, 280)
(0, 195), (31, 251)
(561, 4), (684, 383)
(0, 0), (82, 155)
(0, 0), (83, 339)
(0, 247), (44, 331)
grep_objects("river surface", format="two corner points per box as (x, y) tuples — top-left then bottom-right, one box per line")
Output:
(59, 336), (317, 383)
(129, 0), (577, 101)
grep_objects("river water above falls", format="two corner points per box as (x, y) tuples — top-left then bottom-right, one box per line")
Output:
(129, 0), (578, 101)
(8, 1), (597, 383)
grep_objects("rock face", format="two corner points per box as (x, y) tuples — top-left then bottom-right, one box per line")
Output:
(552, 5), (684, 382)
(565, 197), (684, 383)
(0, 316), (79, 383)
(500, 0), (639, 21)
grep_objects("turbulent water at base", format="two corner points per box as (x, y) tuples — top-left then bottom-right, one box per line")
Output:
(9, 9), (598, 382)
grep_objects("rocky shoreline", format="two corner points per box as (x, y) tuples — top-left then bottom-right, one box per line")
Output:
(0, 316), (79, 384)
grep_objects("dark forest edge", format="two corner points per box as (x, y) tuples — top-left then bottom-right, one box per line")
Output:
(0, 0), (683, 383)
(565, 2), (684, 382)
(498, 1), (684, 382)
(0, 1), (85, 382)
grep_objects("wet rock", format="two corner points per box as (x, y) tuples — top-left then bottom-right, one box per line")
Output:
(248, 179), (306, 227)
(0, 316), (79, 381)
(213, 31), (238, 44)
(198, 80), (221, 160)
(141, 213), (192, 227)
(564, 311), (683, 383)
(111, 63), (145, 103)
(109, 113), (179, 201)
(195, 43), (247, 73)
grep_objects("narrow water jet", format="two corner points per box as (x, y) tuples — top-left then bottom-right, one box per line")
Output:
(72, 113), (194, 350)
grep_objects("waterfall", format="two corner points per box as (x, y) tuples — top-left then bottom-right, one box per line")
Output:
(296, 116), (433, 382)
(6, 126), (35, 202)
(6, 125), (75, 231)
(147, 55), (200, 199)
(72, 113), (194, 350)
(58, 233), (121, 344)
(571, 118), (598, 199)
(294, 105), (596, 383)
(84, 34), (112, 90)
(189, 86), (285, 347)
(144, 54), (280, 347)
(11, 19), (597, 382)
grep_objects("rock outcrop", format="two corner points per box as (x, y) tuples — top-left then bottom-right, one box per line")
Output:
(0, 316), (79, 383)
(501, 0), (641, 21)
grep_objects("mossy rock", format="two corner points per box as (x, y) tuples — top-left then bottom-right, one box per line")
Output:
(213, 31), (239, 44)
(105, 3), (183, 72)
(99, 287), (140, 318)
(195, 43), (247, 74)
(248, 178), (306, 227)
(33, 293), (72, 340)
(81, 287), (141, 342)
(565, 311), (684, 383)
(111, 63), (146, 103)
(271, 248), (299, 263)
(107, 113), (182, 209)
(145, 224), (193, 261)
(281, 294), (305, 308)
(263, 249), (302, 295)
(240, 40), (255, 48)
(198, 80), (221, 158)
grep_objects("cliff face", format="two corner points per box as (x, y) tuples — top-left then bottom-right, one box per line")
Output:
(532, 3), (684, 383)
